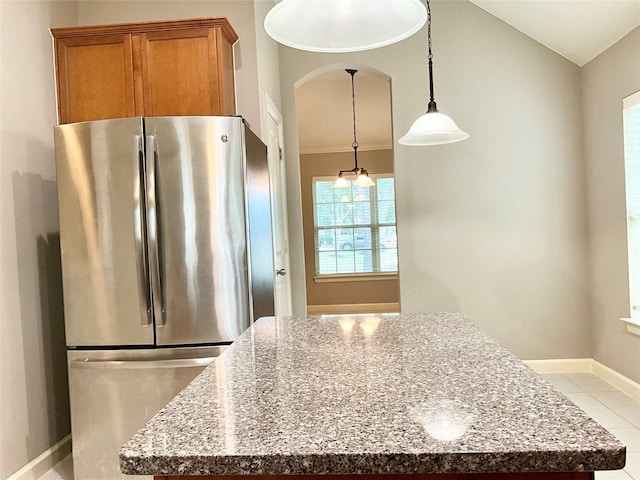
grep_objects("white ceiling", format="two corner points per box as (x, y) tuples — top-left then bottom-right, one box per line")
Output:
(468, 0), (640, 66)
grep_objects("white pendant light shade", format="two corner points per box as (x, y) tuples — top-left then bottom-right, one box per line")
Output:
(264, 0), (427, 53)
(334, 174), (349, 188)
(355, 172), (375, 187)
(399, 111), (469, 146)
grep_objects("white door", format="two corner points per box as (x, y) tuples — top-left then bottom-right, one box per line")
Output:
(264, 95), (293, 315)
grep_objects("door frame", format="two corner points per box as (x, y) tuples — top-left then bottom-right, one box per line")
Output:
(262, 92), (293, 316)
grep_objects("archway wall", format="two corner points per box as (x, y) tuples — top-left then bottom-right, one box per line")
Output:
(279, 0), (591, 361)
(295, 66), (399, 313)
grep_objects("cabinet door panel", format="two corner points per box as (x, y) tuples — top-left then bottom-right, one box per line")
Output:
(140, 28), (222, 117)
(55, 35), (135, 124)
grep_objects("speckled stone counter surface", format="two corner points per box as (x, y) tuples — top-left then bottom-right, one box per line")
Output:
(119, 312), (625, 476)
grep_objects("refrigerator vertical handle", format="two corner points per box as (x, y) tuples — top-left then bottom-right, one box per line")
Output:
(133, 135), (152, 326)
(145, 135), (166, 326)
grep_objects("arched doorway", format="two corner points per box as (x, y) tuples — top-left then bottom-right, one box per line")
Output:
(295, 66), (400, 315)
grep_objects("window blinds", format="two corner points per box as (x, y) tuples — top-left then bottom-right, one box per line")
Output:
(312, 175), (398, 275)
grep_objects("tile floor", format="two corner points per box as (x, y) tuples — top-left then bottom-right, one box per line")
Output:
(541, 373), (640, 480)
(40, 372), (639, 480)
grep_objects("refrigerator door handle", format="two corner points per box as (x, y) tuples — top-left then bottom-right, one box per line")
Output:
(69, 357), (216, 370)
(145, 134), (165, 326)
(133, 135), (152, 326)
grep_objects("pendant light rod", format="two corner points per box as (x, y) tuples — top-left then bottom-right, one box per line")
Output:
(398, 0), (469, 146)
(426, 0), (437, 113)
(347, 68), (359, 171)
(335, 69), (374, 188)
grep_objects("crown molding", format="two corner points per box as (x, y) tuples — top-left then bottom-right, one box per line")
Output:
(299, 142), (392, 155)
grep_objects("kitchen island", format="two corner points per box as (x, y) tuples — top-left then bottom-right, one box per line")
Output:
(119, 313), (625, 479)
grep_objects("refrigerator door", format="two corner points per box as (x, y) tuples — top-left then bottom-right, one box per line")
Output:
(145, 116), (251, 345)
(55, 118), (153, 347)
(243, 126), (276, 320)
(67, 346), (224, 480)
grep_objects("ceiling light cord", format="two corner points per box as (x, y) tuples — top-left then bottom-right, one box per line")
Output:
(335, 69), (374, 187)
(347, 68), (360, 171)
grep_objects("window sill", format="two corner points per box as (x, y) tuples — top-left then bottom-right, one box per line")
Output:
(620, 317), (640, 337)
(314, 272), (398, 284)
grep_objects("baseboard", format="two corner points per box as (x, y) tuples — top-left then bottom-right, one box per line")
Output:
(525, 358), (640, 400)
(592, 359), (640, 400)
(306, 303), (400, 315)
(7, 434), (71, 480)
(524, 358), (593, 374)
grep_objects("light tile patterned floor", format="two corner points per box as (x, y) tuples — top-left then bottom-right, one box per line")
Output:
(41, 373), (639, 480)
(542, 373), (640, 480)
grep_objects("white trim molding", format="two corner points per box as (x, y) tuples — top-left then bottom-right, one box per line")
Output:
(592, 359), (640, 400)
(525, 358), (640, 400)
(299, 142), (392, 155)
(7, 434), (71, 480)
(307, 302), (400, 315)
(314, 272), (398, 283)
(621, 317), (640, 336)
(524, 358), (593, 374)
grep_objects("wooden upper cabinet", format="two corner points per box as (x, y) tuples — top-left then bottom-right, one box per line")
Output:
(51, 18), (238, 124)
(54, 34), (136, 123)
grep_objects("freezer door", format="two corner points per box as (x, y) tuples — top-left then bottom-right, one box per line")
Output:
(67, 347), (224, 480)
(55, 118), (153, 347)
(145, 116), (251, 345)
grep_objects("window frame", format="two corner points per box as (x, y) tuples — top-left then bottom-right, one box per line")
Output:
(311, 173), (398, 280)
(622, 90), (640, 335)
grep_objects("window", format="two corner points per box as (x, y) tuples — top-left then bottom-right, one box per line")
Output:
(623, 91), (640, 325)
(312, 175), (398, 275)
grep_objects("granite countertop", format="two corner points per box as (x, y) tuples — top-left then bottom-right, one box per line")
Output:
(119, 312), (625, 476)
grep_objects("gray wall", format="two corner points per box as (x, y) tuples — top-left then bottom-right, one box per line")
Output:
(582, 27), (640, 383)
(1, 0), (638, 476)
(1, 1), (282, 476)
(279, 0), (592, 360)
(0, 1), (77, 477)
(253, 0), (282, 119)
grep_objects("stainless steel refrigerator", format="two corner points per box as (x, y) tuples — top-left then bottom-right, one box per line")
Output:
(54, 116), (275, 480)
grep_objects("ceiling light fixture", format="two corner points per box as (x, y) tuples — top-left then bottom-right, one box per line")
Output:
(335, 69), (374, 189)
(264, 0), (427, 53)
(399, 0), (469, 146)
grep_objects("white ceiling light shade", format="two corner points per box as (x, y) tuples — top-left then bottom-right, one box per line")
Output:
(264, 0), (427, 53)
(399, 112), (469, 146)
(399, 0), (469, 147)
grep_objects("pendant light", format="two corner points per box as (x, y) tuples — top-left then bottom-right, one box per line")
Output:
(335, 69), (375, 189)
(264, 0), (427, 53)
(399, 0), (469, 146)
